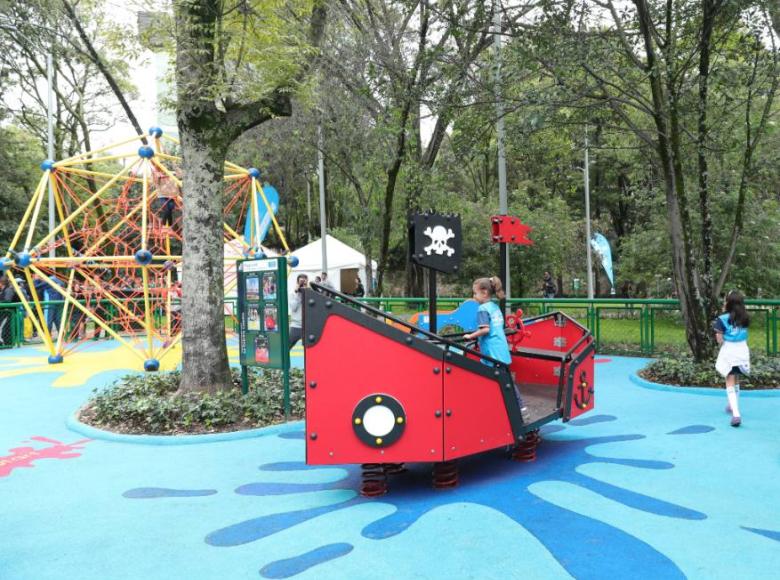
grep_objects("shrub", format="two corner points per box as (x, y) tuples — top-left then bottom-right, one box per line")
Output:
(82, 368), (305, 434)
(640, 355), (780, 389)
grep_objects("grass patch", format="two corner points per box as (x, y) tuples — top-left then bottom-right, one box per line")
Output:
(639, 355), (780, 389)
(78, 368), (303, 435)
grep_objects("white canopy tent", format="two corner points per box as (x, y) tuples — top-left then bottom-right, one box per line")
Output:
(288, 235), (376, 294)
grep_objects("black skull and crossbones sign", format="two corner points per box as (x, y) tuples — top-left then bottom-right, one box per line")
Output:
(409, 212), (462, 273)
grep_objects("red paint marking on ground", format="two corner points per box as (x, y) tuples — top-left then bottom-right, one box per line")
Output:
(0, 436), (92, 478)
(595, 358), (612, 364)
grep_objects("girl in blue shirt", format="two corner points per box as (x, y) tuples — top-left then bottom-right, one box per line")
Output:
(464, 277), (529, 422)
(713, 291), (750, 427)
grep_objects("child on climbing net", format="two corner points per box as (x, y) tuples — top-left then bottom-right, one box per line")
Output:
(464, 276), (530, 423)
(713, 290), (750, 427)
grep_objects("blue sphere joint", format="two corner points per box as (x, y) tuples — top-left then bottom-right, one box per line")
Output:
(40, 159), (55, 171)
(138, 145), (155, 159)
(134, 249), (153, 266)
(15, 252), (32, 268)
(289, 256), (300, 267)
(48, 354), (64, 365)
(248, 167), (261, 179)
(0, 258), (11, 272)
(144, 359), (160, 372)
(148, 126), (163, 138)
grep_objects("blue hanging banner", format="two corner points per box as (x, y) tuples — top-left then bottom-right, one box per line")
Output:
(244, 184), (280, 246)
(590, 233), (615, 289)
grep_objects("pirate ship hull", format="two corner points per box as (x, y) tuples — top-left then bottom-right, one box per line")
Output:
(303, 286), (595, 474)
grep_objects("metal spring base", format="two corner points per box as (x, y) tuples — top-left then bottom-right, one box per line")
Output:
(432, 460), (459, 489)
(384, 462), (406, 475)
(512, 430), (541, 462)
(360, 463), (388, 497)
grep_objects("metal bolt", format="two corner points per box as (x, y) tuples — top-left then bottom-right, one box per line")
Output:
(405, 336), (413, 344)
(435, 410), (442, 418)
(433, 367), (440, 374)
(445, 352), (452, 359)
(431, 449), (436, 454)
(308, 334), (315, 342)
(445, 367), (451, 374)
(309, 381), (317, 389)
(445, 409), (452, 417)
(504, 383), (512, 390)
(494, 370), (500, 377)
(310, 433), (317, 440)
(325, 300), (332, 308)
(308, 299), (315, 306)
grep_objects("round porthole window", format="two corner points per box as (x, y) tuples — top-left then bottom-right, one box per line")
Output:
(352, 394), (406, 447)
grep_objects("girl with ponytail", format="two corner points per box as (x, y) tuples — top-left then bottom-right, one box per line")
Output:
(464, 276), (530, 422)
(713, 291), (751, 427)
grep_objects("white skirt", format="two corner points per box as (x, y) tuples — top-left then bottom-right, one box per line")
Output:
(715, 340), (750, 378)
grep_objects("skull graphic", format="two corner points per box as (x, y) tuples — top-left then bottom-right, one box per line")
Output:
(423, 225), (456, 256)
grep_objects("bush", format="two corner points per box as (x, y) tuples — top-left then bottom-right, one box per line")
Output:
(81, 368), (305, 434)
(639, 355), (780, 389)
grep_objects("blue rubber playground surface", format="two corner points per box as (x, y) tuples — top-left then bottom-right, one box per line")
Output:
(1, 342), (779, 579)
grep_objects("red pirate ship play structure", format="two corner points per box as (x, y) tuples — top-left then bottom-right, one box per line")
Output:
(303, 213), (595, 495)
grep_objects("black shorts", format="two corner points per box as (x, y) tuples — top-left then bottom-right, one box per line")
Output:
(728, 366), (742, 377)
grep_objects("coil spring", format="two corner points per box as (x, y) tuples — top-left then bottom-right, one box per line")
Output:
(512, 429), (541, 462)
(432, 460), (459, 489)
(360, 463), (388, 497)
(384, 462), (406, 475)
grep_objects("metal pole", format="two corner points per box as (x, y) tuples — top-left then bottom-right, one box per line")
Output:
(493, 0), (509, 308)
(584, 127), (594, 299)
(428, 270), (437, 334)
(317, 119), (328, 273)
(306, 178), (312, 242)
(47, 51), (55, 259)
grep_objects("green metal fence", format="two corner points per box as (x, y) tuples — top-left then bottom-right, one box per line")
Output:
(360, 297), (780, 357)
(1, 296), (777, 357)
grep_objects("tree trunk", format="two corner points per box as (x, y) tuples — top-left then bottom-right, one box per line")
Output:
(177, 125), (233, 393)
(635, 0), (713, 361)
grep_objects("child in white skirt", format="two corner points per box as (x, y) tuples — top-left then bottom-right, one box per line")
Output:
(713, 291), (750, 427)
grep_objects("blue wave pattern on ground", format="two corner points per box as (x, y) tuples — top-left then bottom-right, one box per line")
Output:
(195, 420), (708, 579)
(742, 526), (780, 543)
(259, 543), (354, 579)
(667, 425), (715, 435)
(123, 488), (217, 498)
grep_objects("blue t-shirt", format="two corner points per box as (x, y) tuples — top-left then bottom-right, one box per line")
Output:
(713, 313), (748, 342)
(476, 301), (511, 365)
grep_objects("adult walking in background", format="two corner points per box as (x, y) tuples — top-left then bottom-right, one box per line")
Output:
(289, 274), (309, 349)
(542, 271), (557, 299)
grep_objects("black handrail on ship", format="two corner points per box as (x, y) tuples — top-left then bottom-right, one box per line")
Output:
(307, 282), (509, 369)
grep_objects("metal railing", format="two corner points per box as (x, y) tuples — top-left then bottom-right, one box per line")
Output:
(359, 297), (780, 357)
(1, 296), (776, 357)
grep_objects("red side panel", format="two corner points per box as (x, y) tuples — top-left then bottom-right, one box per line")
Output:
(442, 365), (514, 461)
(565, 342), (595, 420)
(306, 315), (444, 465)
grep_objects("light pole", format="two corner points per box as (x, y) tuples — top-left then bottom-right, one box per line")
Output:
(46, 51), (55, 258)
(493, 0), (509, 309)
(317, 118), (328, 274)
(584, 127), (594, 299)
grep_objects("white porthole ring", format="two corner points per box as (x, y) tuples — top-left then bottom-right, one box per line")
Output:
(352, 394), (406, 447)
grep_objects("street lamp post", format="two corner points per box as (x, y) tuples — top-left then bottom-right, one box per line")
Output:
(584, 128), (594, 299)
(46, 51), (55, 258)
